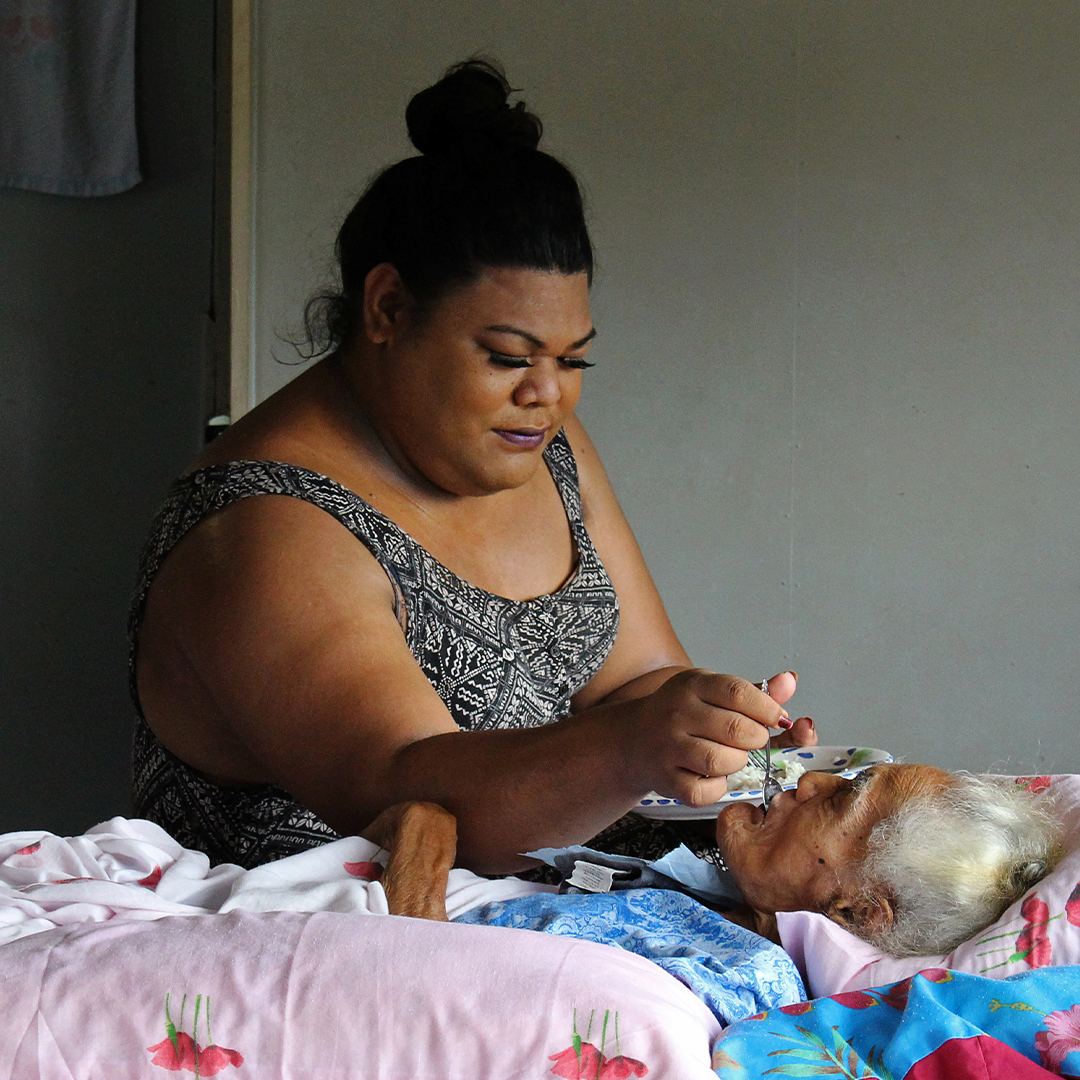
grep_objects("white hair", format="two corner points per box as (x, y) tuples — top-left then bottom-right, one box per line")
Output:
(859, 772), (1064, 957)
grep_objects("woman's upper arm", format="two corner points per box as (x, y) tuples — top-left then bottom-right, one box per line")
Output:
(136, 494), (460, 835)
(562, 415), (693, 709)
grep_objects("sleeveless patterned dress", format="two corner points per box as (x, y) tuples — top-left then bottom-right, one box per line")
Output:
(130, 430), (720, 870)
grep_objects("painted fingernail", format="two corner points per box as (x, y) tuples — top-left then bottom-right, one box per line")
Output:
(804, 717), (815, 730)
(788, 670), (799, 681)
(777, 716), (793, 730)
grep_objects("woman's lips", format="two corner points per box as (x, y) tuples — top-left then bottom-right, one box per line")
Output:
(495, 428), (547, 449)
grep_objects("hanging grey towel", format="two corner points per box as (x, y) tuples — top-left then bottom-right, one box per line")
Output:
(0, 0), (140, 196)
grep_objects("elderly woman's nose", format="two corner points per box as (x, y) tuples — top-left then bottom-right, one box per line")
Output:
(795, 770), (845, 801)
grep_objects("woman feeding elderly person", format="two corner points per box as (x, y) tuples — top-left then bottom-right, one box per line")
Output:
(374, 762), (1061, 957)
(362, 762), (1062, 1022)
(129, 58), (816, 872)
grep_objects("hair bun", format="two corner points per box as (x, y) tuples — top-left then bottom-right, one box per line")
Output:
(406, 59), (542, 156)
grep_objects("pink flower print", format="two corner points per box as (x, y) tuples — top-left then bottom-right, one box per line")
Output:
(598, 1055), (648, 1078)
(1066, 883), (1080, 928)
(146, 1034), (243, 1075)
(1016, 776), (1053, 794)
(550, 1042), (604, 1078)
(549, 1043), (648, 1079)
(147, 1031), (198, 1071)
(829, 990), (879, 1009)
(148, 992), (243, 1075)
(191, 1044), (244, 1076)
(139, 865), (163, 889)
(1035, 1003), (1080, 1073)
(918, 968), (953, 984)
(14, 841), (40, 855)
(778, 1001), (815, 1015)
(879, 976), (915, 1011)
(1017, 895), (1053, 968)
(344, 860), (383, 881)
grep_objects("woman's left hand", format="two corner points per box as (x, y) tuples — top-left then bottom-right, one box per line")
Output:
(761, 670), (817, 749)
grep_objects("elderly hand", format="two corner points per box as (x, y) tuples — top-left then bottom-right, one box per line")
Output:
(761, 670), (817, 749)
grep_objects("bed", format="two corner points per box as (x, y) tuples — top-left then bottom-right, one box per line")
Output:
(2, 773), (1078, 1078)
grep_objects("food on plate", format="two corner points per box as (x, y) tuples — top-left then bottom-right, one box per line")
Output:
(724, 754), (807, 792)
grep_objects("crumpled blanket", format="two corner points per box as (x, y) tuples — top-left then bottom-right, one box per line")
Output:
(0, 815), (552, 942)
(457, 888), (807, 1025)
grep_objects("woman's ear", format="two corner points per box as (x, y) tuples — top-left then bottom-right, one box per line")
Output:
(363, 263), (412, 345)
(826, 890), (895, 938)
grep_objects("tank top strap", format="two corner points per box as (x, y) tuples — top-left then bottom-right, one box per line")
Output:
(542, 427), (585, 528)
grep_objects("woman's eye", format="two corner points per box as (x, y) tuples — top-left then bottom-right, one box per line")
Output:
(488, 351), (533, 369)
(560, 357), (596, 370)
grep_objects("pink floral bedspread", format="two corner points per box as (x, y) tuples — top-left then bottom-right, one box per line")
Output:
(0, 908), (721, 1078)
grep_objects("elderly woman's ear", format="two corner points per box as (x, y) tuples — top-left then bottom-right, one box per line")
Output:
(826, 889), (895, 938)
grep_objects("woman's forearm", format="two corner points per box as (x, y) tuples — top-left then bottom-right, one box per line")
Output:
(383, 699), (647, 874)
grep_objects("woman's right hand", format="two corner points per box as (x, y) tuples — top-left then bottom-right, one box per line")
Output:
(618, 669), (789, 806)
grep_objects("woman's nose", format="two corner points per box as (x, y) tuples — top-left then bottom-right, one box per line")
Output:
(513, 360), (562, 407)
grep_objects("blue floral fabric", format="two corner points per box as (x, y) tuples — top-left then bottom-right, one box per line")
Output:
(712, 965), (1080, 1078)
(454, 889), (805, 1025)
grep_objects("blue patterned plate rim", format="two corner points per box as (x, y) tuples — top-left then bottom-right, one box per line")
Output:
(634, 745), (894, 818)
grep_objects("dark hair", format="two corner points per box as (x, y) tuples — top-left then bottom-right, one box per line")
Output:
(302, 60), (593, 357)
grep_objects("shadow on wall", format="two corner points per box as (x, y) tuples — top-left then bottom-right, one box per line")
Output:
(0, 4), (215, 833)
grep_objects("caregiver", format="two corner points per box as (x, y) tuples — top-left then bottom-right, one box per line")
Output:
(130, 60), (815, 872)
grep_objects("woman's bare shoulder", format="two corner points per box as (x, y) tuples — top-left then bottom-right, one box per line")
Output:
(191, 362), (368, 476)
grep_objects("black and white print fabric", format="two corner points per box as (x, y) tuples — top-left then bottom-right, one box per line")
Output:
(129, 430), (620, 867)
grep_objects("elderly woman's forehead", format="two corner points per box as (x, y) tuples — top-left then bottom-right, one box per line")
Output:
(869, 762), (953, 804)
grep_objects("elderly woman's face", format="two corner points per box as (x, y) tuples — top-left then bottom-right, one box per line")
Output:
(715, 764), (952, 920)
(365, 265), (594, 497)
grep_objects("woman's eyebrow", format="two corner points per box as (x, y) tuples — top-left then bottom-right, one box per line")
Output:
(484, 324), (598, 350)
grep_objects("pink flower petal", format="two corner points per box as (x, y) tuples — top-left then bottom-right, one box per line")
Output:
(550, 1043), (603, 1079)
(344, 861), (383, 880)
(829, 990), (878, 1009)
(1021, 895), (1050, 925)
(1065, 883), (1080, 929)
(139, 866), (163, 889)
(193, 1044), (244, 1076)
(599, 1054), (649, 1078)
(1045, 1004), (1080, 1043)
(147, 1032), (197, 1071)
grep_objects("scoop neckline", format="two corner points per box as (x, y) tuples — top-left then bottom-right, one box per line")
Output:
(179, 451), (585, 608)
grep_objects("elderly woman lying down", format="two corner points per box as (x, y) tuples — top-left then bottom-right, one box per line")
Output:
(378, 763), (1062, 962)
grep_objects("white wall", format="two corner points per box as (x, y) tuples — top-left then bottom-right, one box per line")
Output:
(249, 1), (1079, 773)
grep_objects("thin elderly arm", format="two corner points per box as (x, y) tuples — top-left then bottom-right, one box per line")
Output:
(362, 801), (458, 921)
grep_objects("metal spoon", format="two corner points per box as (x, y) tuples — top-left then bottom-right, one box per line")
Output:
(756, 679), (783, 810)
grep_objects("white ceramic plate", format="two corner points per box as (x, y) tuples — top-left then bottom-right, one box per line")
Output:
(633, 745), (895, 820)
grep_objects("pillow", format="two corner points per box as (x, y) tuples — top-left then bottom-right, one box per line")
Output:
(0, 909), (722, 1078)
(777, 773), (1080, 997)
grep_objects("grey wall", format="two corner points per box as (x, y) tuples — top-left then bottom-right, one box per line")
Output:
(0, 5), (214, 832)
(250, 1), (1078, 774)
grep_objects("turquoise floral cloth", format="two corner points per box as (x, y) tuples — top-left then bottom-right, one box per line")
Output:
(455, 888), (805, 1025)
(713, 965), (1080, 1077)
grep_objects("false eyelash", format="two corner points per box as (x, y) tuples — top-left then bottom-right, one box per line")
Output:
(488, 351), (595, 370)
